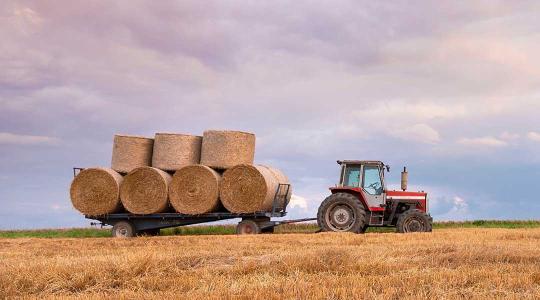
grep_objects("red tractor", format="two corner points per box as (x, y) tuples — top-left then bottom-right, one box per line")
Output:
(317, 160), (432, 233)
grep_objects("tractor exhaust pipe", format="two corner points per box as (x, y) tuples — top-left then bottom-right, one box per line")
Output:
(401, 167), (408, 191)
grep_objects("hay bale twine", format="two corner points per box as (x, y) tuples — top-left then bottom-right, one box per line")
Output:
(220, 164), (289, 213)
(152, 133), (202, 171)
(111, 135), (154, 173)
(169, 165), (221, 214)
(70, 168), (123, 216)
(200, 130), (255, 169)
(120, 167), (171, 214)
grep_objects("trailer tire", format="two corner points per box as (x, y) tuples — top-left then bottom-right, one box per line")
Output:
(236, 220), (261, 234)
(112, 221), (135, 238)
(396, 209), (432, 233)
(317, 193), (367, 233)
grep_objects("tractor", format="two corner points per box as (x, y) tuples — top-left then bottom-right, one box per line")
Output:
(317, 160), (432, 233)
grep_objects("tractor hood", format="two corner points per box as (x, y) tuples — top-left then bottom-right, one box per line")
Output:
(386, 190), (427, 200)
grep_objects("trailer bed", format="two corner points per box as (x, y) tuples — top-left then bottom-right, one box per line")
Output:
(84, 182), (305, 237)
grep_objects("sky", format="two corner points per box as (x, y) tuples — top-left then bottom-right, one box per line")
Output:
(1, 1), (540, 229)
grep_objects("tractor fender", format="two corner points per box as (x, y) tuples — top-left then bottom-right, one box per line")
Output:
(329, 187), (372, 211)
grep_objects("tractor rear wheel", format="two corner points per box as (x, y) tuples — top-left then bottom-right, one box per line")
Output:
(317, 193), (367, 233)
(396, 209), (432, 233)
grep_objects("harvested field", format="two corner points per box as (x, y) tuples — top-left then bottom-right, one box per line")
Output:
(1, 228), (540, 299)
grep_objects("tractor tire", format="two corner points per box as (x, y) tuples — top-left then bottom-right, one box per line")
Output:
(112, 221), (135, 238)
(360, 224), (369, 233)
(317, 193), (367, 233)
(396, 209), (432, 233)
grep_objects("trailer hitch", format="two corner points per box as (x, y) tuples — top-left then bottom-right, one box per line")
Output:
(90, 222), (105, 228)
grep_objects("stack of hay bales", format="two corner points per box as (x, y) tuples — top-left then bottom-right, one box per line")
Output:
(70, 130), (291, 216)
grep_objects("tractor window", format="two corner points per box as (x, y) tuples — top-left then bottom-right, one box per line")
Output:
(343, 166), (361, 187)
(363, 166), (383, 195)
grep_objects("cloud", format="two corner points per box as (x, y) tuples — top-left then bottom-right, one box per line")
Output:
(1, 1), (540, 228)
(500, 131), (520, 141)
(452, 196), (468, 211)
(429, 195), (470, 220)
(527, 131), (540, 142)
(392, 124), (440, 144)
(458, 136), (507, 147)
(289, 194), (309, 210)
(0, 132), (60, 145)
(439, 196), (470, 220)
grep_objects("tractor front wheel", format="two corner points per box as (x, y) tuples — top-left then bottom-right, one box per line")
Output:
(396, 209), (432, 233)
(317, 193), (367, 233)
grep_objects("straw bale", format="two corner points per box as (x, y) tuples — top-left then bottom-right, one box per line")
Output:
(152, 133), (202, 171)
(259, 165), (292, 206)
(70, 168), (123, 216)
(111, 135), (153, 173)
(220, 164), (286, 213)
(169, 165), (221, 214)
(200, 130), (255, 169)
(120, 167), (171, 214)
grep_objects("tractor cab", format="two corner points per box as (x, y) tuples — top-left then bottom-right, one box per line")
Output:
(336, 160), (388, 210)
(317, 160), (432, 233)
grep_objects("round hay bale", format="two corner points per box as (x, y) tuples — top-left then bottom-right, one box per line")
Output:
(70, 168), (123, 216)
(169, 165), (221, 214)
(111, 135), (154, 173)
(152, 133), (202, 171)
(200, 130), (255, 169)
(120, 167), (172, 214)
(220, 164), (287, 213)
(259, 165), (292, 204)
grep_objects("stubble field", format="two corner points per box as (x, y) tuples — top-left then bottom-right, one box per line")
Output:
(1, 227), (540, 299)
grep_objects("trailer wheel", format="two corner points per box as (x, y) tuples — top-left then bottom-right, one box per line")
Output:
(317, 193), (367, 233)
(236, 220), (261, 234)
(112, 221), (135, 238)
(396, 209), (432, 233)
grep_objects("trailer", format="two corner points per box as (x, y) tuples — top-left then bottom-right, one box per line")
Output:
(88, 211), (316, 237)
(75, 168), (315, 237)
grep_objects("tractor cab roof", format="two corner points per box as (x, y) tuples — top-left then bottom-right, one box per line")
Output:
(337, 160), (386, 166)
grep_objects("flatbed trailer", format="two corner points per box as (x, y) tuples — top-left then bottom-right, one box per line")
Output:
(75, 167), (316, 237)
(88, 211), (316, 237)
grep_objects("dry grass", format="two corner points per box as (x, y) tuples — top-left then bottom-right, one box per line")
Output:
(1, 228), (540, 299)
